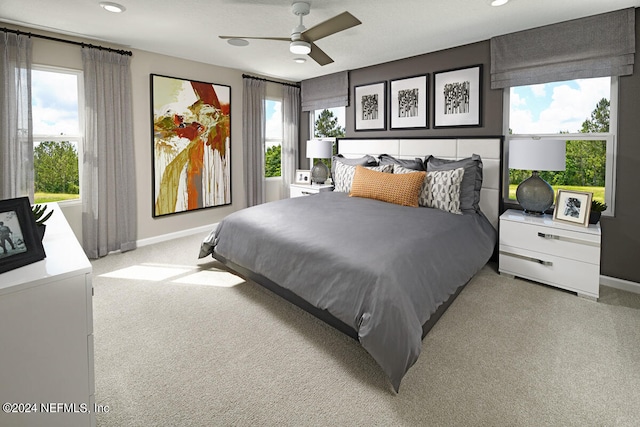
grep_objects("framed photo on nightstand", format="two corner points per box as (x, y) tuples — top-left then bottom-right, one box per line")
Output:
(553, 190), (592, 227)
(295, 169), (311, 184)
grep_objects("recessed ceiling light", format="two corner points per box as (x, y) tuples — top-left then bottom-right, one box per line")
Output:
(293, 57), (306, 63)
(100, 2), (126, 13)
(490, 0), (509, 6)
(227, 38), (249, 47)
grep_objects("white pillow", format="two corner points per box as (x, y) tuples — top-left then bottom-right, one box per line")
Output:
(334, 162), (392, 193)
(394, 164), (464, 214)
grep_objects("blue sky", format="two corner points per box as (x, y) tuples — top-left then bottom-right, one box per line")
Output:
(31, 69), (80, 135)
(510, 77), (610, 134)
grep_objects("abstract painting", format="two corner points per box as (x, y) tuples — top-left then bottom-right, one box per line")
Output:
(390, 74), (428, 129)
(433, 65), (482, 128)
(151, 74), (231, 217)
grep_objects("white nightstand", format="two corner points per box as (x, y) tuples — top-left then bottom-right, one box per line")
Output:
(499, 209), (601, 300)
(289, 183), (334, 198)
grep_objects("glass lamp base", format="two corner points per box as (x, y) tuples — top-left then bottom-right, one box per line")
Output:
(311, 161), (329, 184)
(516, 171), (554, 215)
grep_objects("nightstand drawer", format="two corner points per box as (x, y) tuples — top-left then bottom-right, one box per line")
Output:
(290, 184), (333, 198)
(499, 245), (600, 297)
(500, 220), (600, 264)
(290, 185), (315, 197)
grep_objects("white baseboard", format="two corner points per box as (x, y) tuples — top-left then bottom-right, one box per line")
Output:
(600, 275), (640, 295)
(137, 223), (218, 248)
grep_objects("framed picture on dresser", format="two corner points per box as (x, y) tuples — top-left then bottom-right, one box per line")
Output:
(553, 190), (592, 227)
(0, 197), (46, 274)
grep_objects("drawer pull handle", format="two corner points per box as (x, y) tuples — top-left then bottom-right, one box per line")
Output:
(537, 232), (599, 247)
(538, 232), (559, 240)
(301, 191), (313, 195)
(500, 251), (553, 267)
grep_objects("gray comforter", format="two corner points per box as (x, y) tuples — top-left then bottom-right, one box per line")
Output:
(199, 192), (496, 391)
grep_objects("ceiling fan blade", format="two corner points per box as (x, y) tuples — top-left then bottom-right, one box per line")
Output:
(308, 42), (334, 66)
(302, 11), (361, 42)
(219, 35), (290, 42)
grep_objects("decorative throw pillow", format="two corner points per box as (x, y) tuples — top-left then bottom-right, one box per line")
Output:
(331, 154), (378, 182)
(395, 165), (464, 214)
(350, 165), (426, 207)
(334, 162), (392, 193)
(425, 154), (483, 213)
(378, 154), (425, 171)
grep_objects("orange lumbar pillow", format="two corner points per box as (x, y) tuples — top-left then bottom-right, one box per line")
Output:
(349, 165), (426, 207)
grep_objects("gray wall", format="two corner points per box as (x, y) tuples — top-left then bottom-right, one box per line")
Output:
(599, 8), (640, 283)
(339, 35), (639, 283)
(346, 41), (503, 137)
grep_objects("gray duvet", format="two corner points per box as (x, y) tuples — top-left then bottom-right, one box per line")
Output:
(199, 192), (496, 391)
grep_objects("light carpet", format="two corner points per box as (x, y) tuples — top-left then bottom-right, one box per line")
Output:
(91, 232), (640, 426)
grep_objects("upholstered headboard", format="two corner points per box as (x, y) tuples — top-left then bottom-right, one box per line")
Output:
(336, 137), (503, 228)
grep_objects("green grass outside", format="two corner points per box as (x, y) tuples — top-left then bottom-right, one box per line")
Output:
(34, 192), (80, 204)
(508, 185), (605, 204)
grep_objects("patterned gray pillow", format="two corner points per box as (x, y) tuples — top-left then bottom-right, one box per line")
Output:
(334, 162), (393, 193)
(394, 165), (464, 214)
(425, 155), (482, 213)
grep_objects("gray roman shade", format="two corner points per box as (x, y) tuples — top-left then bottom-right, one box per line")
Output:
(301, 71), (348, 111)
(491, 8), (635, 89)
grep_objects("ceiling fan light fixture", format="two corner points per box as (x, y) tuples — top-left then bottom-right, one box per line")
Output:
(99, 2), (126, 13)
(290, 40), (311, 55)
(490, 0), (509, 6)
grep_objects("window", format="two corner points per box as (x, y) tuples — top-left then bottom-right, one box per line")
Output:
(309, 107), (345, 170)
(31, 66), (84, 204)
(265, 98), (282, 178)
(505, 77), (617, 214)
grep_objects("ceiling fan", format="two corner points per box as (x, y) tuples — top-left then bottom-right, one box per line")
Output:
(219, 2), (361, 66)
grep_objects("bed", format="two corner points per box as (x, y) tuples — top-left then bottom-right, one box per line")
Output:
(199, 137), (503, 392)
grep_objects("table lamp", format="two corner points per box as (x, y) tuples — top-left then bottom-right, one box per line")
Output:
(306, 139), (333, 184)
(509, 139), (566, 215)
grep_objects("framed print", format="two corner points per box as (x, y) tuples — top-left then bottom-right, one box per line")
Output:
(433, 65), (482, 128)
(151, 74), (231, 217)
(295, 169), (311, 184)
(0, 197), (46, 274)
(390, 74), (428, 129)
(354, 82), (386, 131)
(553, 190), (592, 227)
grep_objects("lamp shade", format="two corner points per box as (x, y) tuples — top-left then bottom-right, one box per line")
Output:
(306, 139), (333, 159)
(509, 139), (566, 171)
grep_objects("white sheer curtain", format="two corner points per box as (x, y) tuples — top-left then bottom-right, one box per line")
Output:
(82, 48), (136, 259)
(243, 77), (266, 207)
(0, 32), (33, 200)
(281, 84), (300, 198)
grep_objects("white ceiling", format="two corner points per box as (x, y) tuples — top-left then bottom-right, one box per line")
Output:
(1, 0), (639, 82)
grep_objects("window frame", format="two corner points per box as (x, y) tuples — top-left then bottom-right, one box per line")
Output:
(31, 65), (85, 205)
(503, 77), (618, 216)
(264, 97), (283, 179)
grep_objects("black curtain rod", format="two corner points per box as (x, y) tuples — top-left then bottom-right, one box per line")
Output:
(1, 27), (133, 56)
(242, 73), (299, 88)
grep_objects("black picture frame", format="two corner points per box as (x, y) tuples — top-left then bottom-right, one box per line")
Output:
(390, 74), (428, 130)
(150, 74), (232, 217)
(354, 81), (386, 131)
(0, 197), (46, 274)
(433, 64), (483, 128)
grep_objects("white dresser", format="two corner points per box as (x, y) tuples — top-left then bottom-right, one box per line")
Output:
(0, 203), (95, 427)
(289, 183), (334, 198)
(499, 209), (601, 300)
